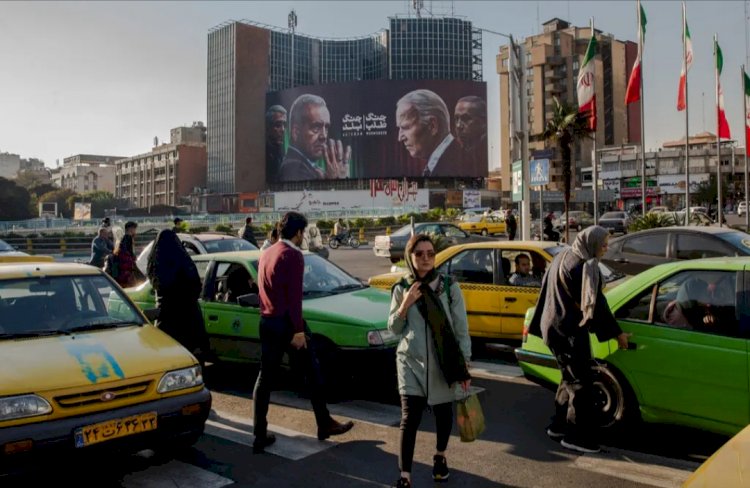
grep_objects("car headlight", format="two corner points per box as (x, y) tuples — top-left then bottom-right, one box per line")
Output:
(0, 394), (52, 421)
(157, 366), (203, 393)
(367, 329), (398, 346)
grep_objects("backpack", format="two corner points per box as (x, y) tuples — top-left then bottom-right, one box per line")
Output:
(104, 253), (120, 279)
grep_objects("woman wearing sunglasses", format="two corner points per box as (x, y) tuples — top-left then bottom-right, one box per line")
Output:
(388, 234), (472, 488)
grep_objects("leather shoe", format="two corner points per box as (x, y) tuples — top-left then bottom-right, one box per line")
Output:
(317, 419), (354, 440)
(253, 434), (276, 453)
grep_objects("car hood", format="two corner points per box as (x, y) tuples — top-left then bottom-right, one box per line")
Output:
(0, 325), (196, 395)
(303, 287), (391, 328)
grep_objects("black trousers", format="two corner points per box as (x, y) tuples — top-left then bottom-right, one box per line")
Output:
(253, 316), (330, 440)
(398, 395), (453, 473)
(549, 330), (597, 442)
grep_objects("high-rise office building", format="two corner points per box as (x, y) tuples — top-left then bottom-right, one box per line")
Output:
(497, 18), (639, 199)
(206, 15), (482, 193)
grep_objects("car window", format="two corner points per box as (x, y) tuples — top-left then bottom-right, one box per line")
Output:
(438, 249), (494, 284)
(615, 285), (654, 322)
(202, 238), (257, 253)
(183, 242), (200, 255)
(502, 250), (542, 287)
(675, 234), (731, 260)
(652, 270), (739, 337)
(211, 261), (258, 304)
(0, 240), (14, 252)
(302, 254), (365, 297)
(621, 234), (667, 257)
(418, 224), (441, 235)
(443, 225), (467, 238)
(602, 212), (626, 219)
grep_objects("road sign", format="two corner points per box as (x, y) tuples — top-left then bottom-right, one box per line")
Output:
(512, 160), (523, 202)
(529, 159), (550, 186)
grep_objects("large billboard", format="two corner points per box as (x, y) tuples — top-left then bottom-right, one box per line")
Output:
(265, 79), (488, 183)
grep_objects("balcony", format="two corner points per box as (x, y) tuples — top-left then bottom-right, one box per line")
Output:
(546, 55), (564, 66)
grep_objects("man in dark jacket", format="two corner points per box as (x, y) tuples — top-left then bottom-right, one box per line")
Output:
(88, 227), (112, 268)
(527, 226), (630, 454)
(505, 209), (517, 241)
(239, 217), (259, 247)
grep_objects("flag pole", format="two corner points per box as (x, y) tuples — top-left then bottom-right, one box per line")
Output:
(683, 1), (691, 225)
(744, 64), (749, 231)
(591, 17), (599, 224)
(715, 34), (723, 227)
(638, 0), (647, 215)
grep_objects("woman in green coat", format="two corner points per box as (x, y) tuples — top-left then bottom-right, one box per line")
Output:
(388, 234), (472, 488)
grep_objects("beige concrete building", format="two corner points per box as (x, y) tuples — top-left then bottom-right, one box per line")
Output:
(115, 125), (207, 208)
(0, 152), (21, 179)
(57, 154), (124, 194)
(497, 18), (639, 200)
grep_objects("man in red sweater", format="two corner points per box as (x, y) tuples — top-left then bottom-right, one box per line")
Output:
(252, 211), (354, 453)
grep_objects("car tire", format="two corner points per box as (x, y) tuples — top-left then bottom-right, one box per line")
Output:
(481, 229), (488, 236)
(390, 257), (400, 264)
(591, 363), (639, 429)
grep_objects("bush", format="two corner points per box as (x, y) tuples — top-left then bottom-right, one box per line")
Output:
(351, 217), (373, 229)
(628, 213), (675, 232)
(445, 208), (461, 220)
(426, 208), (444, 222)
(316, 219), (334, 230)
(375, 216), (397, 227)
(189, 226), (209, 234)
(260, 222), (276, 233)
(215, 223), (234, 234)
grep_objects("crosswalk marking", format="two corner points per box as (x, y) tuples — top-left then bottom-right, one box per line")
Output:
(270, 391), (403, 427)
(572, 446), (700, 488)
(469, 361), (523, 379)
(121, 460), (234, 488)
(207, 408), (335, 461)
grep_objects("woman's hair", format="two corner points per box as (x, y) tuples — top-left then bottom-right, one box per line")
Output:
(268, 227), (279, 240)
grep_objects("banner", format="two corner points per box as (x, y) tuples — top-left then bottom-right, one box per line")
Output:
(73, 202), (91, 220)
(273, 188), (428, 213)
(462, 190), (481, 209)
(265, 80), (488, 182)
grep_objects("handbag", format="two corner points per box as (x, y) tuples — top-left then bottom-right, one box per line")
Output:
(456, 392), (485, 442)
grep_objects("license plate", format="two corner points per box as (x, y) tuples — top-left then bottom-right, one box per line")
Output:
(74, 412), (157, 448)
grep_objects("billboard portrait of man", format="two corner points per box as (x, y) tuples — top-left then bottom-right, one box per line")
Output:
(277, 94), (351, 182)
(454, 96), (488, 176)
(396, 89), (463, 177)
(266, 105), (287, 181)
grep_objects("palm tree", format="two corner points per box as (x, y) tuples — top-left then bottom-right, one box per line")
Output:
(542, 97), (594, 243)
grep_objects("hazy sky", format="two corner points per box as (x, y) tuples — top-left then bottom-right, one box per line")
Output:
(1, 1), (748, 171)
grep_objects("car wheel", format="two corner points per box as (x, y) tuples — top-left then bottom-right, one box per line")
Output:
(390, 257), (400, 264)
(591, 363), (638, 429)
(481, 229), (488, 236)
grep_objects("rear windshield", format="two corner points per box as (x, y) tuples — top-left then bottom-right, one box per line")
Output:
(601, 212), (626, 219)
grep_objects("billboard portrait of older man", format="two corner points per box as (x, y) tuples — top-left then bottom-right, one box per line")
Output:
(454, 96), (488, 176)
(396, 89), (463, 177)
(277, 94), (351, 182)
(265, 105), (287, 181)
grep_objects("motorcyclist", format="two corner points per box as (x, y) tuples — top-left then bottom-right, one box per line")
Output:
(543, 212), (559, 241)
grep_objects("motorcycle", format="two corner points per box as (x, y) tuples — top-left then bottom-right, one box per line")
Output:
(328, 230), (360, 249)
(542, 216), (560, 242)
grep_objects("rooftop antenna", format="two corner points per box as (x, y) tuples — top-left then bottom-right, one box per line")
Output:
(413, 0), (423, 17)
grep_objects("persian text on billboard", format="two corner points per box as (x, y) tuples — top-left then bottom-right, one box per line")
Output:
(265, 80), (488, 182)
(274, 187), (429, 213)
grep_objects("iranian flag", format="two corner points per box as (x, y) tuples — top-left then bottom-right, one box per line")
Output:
(577, 34), (597, 131)
(716, 40), (731, 139)
(677, 17), (693, 111)
(625, 1), (647, 104)
(744, 71), (750, 156)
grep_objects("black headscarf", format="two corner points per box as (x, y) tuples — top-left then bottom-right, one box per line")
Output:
(148, 229), (192, 295)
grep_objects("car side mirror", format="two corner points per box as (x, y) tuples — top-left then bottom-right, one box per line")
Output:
(237, 293), (260, 308)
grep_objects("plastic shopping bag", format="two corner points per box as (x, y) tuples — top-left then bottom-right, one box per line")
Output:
(456, 393), (485, 442)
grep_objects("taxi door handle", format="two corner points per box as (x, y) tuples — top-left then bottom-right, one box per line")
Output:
(208, 315), (219, 321)
(504, 297), (517, 303)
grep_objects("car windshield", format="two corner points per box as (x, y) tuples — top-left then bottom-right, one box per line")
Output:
(0, 274), (145, 338)
(302, 253), (366, 298)
(715, 232), (750, 255)
(601, 212), (626, 219)
(202, 238), (258, 253)
(466, 215), (484, 223)
(544, 245), (623, 283)
(0, 240), (14, 252)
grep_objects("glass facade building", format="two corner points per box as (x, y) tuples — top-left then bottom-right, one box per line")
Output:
(207, 15), (482, 193)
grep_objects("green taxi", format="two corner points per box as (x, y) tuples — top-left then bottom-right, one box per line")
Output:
(125, 251), (397, 382)
(516, 257), (750, 437)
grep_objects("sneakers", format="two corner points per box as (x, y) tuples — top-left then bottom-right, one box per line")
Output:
(560, 437), (600, 454)
(433, 454), (450, 481)
(393, 477), (411, 488)
(545, 425), (565, 440)
(252, 434), (276, 454)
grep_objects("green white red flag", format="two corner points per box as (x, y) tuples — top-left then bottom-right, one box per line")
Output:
(576, 34), (597, 130)
(744, 71), (750, 156)
(625, 1), (647, 104)
(677, 13), (692, 111)
(716, 40), (731, 139)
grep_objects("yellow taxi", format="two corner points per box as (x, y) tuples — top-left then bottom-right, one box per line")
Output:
(368, 241), (625, 341)
(0, 258), (210, 466)
(457, 215), (506, 236)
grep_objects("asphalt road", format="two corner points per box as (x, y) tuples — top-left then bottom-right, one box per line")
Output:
(10, 238), (735, 487)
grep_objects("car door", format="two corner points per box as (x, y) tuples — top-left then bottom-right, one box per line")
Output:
(201, 260), (262, 362)
(609, 268), (749, 433)
(604, 232), (669, 275)
(437, 248), (502, 338)
(499, 249), (544, 338)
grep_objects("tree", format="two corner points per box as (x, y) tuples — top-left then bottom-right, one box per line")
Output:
(14, 171), (51, 190)
(38, 189), (77, 218)
(28, 183), (58, 198)
(690, 174), (731, 215)
(0, 177), (33, 220)
(542, 97), (594, 243)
